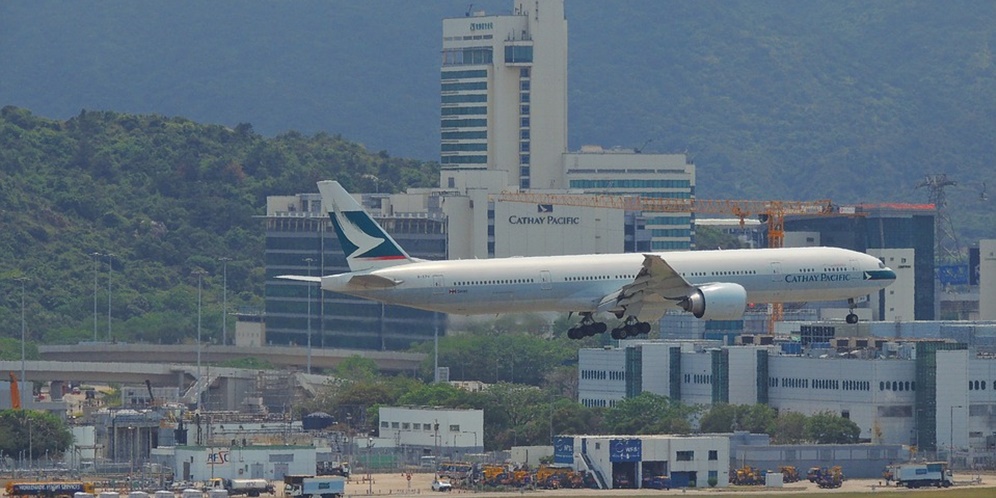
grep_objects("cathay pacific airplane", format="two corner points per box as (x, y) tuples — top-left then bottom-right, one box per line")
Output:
(278, 181), (897, 340)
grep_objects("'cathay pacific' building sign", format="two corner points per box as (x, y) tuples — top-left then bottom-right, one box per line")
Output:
(508, 204), (581, 225)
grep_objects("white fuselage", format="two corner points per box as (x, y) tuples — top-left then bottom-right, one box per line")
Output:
(322, 247), (892, 315)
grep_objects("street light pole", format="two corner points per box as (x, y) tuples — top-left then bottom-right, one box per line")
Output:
(194, 269), (207, 411)
(106, 253), (114, 341)
(949, 404), (963, 466)
(219, 257), (231, 346)
(17, 277), (28, 409)
(92, 252), (101, 341)
(304, 258), (314, 373)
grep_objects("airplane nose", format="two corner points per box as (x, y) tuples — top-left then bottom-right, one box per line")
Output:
(865, 267), (896, 282)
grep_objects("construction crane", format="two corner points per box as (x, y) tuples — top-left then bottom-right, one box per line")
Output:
(9, 372), (22, 410)
(494, 192), (845, 327)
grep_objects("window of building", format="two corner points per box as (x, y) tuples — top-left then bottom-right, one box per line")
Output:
(676, 451), (694, 461)
(381, 421), (389, 428)
(391, 422), (400, 429)
(402, 423), (410, 430)
(450, 424), (460, 432)
(708, 450), (718, 461)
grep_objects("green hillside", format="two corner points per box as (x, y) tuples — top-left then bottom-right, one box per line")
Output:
(2, 1), (993, 241)
(0, 106), (437, 346)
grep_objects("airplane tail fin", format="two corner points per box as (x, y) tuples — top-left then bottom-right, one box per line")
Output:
(318, 180), (414, 272)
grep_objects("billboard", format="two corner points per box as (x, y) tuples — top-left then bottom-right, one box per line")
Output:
(609, 438), (642, 462)
(553, 436), (574, 464)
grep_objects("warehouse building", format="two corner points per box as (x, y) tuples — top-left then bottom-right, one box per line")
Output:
(553, 434), (729, 489)
(578, 339), (996, 466)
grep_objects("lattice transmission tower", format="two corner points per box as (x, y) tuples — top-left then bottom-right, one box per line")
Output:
(915, 174), (962, 261)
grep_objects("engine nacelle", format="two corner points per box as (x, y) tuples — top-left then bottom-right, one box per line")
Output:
(680, 283), (748, 320)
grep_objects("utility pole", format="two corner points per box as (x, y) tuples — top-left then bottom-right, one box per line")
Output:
(219, 257), (232, 346)
(17, 277), (28, 410)
(92, 252), (101, 341)
(106, 253), (114, 341)
(304, 258), (315, 373)
(194, 269), (207, 411)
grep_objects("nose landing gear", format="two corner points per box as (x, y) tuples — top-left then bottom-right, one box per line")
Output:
(846, 298), (859, 324)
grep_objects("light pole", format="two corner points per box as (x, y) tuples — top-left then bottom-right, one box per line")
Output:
(106, 253), (114, 341)
(16, 277), (28, 410)
(304, 258), (315, 373)
(949, 404), (963, 466)
(366, 437), (374, 495)
(194, 269), (207, 411)
(219, 257), (232, 346)
(91, 252), (101, 341)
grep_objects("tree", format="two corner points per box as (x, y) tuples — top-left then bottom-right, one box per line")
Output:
(804, 411), (861, 444)
(0, 410), (73, 459)
(604, 393), (696, 435)
(698, 403), (775, 434)
(772, 411), (808, 444)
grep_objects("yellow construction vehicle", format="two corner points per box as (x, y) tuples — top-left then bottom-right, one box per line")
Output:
(779, 465), (800, 483)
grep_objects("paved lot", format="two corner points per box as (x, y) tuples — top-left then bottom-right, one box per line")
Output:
(347, 471), (996, 496)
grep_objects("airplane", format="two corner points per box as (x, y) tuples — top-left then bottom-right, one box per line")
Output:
(278, 181), (897, 340)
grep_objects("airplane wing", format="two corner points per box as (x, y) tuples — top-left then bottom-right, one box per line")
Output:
(595, 254), (696, 321)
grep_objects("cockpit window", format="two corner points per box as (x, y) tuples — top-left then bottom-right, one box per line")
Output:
(879, 261), (886, 269)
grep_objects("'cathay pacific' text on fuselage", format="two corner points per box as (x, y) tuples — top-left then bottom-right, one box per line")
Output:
(785, 273), (851, 283)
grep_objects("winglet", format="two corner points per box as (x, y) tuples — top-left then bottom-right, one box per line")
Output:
(318, 180), (414, 272)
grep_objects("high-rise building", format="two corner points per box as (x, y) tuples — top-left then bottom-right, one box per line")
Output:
(440, 0), (567, 190)
(785, 204), (935, 320)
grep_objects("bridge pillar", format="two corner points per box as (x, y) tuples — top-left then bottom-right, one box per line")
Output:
(50, 380), (65, 401)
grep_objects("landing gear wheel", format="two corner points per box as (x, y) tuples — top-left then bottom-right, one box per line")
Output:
(592, 322), (607, 335)
(846, 313), (858, 324)
(637, 322), (651, 335)
(610, 327), (626, 340)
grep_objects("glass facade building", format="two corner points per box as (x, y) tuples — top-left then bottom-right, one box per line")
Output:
(264, 194), (447, 351)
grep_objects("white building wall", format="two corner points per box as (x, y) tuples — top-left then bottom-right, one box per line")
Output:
(577, 348), (627, 408)
(376, 407), (484, 450)
(767, 356), (916, 443)
(981, 240), (996, 320)
(173, 446), (316, 482)
(571, 435), (729, 488)
(726, 347), (759, 405)
(639, 343), (676, 396)
(968, 357), (996, 450)
(868, 249), (915, 321)
(679, 353), (714, 405)
(493, 202), (624, 257)
(936, 349), (970, 453)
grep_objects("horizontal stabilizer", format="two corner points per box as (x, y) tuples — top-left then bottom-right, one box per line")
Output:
(275, 275), (322, 283)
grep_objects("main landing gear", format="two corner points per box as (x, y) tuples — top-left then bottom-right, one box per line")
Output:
(610, 317), (651, 340)
(845, 298), (859, 324)
(566, 313), (651, 340)
(567, 313), (606, 339)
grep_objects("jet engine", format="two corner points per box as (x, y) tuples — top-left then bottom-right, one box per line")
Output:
(680, 283), (748, 320)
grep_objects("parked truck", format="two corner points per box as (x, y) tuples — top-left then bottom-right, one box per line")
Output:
(890, 462), (953, 488)
(282, 475), (345, 498)
(208, 478), (274, 496)
(5, 482), (96, 498)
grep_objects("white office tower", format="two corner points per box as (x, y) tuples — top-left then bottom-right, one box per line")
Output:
(441, 0), (568, 191)
(981, 239), (996, 320)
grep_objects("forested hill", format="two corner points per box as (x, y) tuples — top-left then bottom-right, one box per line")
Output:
(2, 1), (994, 241)
(0, 107), (437, 349)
